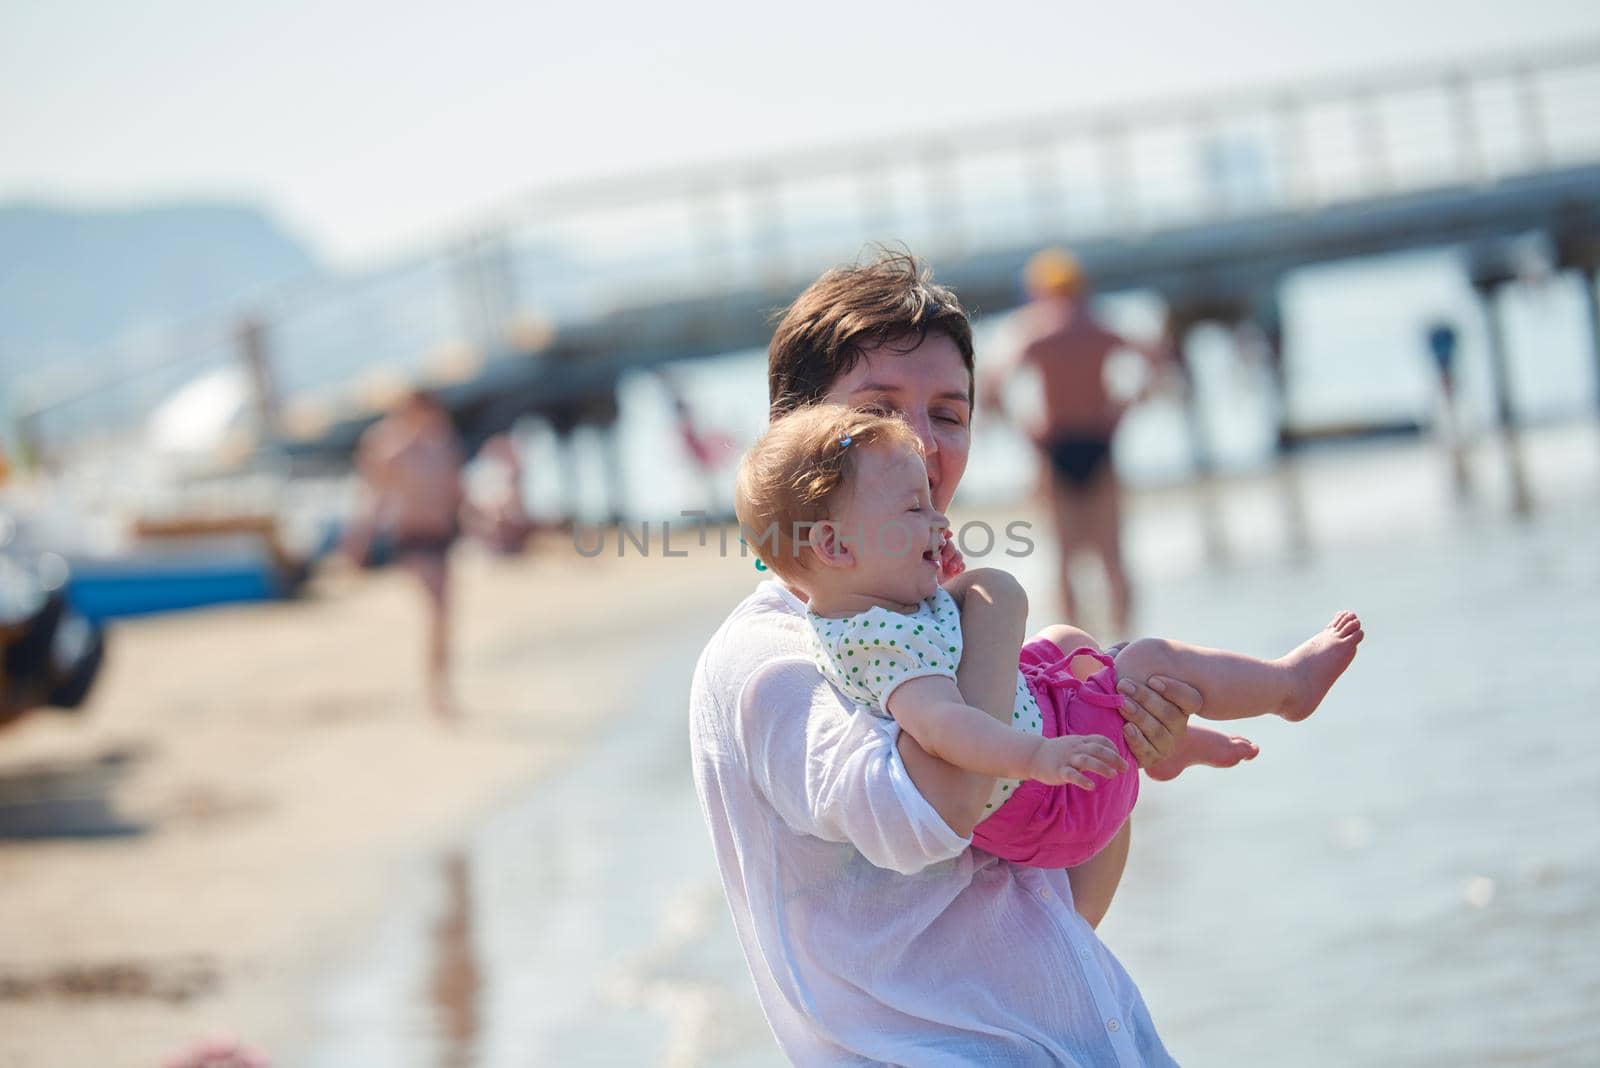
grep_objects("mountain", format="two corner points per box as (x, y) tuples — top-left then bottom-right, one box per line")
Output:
(0, 200), (322, 372)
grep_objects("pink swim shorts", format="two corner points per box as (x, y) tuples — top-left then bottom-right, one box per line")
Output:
(969, 639), (1140, 868)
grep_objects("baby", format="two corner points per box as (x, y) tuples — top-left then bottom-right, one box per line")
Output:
(735, 404), (1364, 867)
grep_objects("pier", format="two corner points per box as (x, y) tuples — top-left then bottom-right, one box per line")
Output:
(15, 39), (1600, 520)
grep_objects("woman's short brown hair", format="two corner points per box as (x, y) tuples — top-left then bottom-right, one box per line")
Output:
(734, 404), (922, 583)
(767, 249), (974, 420)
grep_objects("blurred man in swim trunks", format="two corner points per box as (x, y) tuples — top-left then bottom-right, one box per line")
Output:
(986, 249), (1171, 637)
(349, 389), (466, 718)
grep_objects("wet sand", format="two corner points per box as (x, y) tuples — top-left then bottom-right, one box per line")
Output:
(0, 532), (756, 1067)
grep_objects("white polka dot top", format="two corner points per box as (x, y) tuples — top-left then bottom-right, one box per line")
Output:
(806, 587), (966, 714)
(808, 585), (1042, 812)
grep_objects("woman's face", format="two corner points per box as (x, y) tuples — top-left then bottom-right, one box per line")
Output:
(820, 334), (972, 513)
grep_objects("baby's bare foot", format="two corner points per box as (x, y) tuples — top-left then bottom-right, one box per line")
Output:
(1277, 611), (1363, 722)
(1146, 725), (1259, 781)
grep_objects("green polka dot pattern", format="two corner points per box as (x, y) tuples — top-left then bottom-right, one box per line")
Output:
(805, 584), (1046, 825)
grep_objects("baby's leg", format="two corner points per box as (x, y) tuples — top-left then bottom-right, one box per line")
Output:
(1144, 726), (1259, 781)
(951, 569), (1030, 726)
(1114, 611), (1364, 723)
(1036, 623), (1110, 682)
(1043, 623), (1256, 779)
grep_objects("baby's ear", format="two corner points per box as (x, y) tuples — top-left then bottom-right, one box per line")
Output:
(806, 519), (854, 569)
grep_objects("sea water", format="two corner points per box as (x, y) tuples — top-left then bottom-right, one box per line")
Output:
(309, 417), (1600, 1067)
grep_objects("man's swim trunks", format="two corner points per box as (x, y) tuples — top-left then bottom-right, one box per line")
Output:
(1043, 435), (1112, 490)
(392, 524), (460, 560)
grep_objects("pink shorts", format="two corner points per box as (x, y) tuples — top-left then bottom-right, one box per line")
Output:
(969, 639), (1139, 868)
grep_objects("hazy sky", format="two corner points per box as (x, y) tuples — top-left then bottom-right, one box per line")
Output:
(4, 0), (1597, 265)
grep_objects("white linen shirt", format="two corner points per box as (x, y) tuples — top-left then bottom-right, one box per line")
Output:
(689, 579), (1179, 1066)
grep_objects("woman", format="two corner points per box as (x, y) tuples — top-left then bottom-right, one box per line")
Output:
(689, 251), (1203, 1065)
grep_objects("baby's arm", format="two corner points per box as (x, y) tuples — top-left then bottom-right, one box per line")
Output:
(887, 677), (1125, 789)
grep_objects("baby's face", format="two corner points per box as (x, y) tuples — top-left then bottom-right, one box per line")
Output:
(832, 443), (948, 605)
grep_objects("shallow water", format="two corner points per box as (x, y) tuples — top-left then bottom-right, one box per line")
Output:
(1088, 443), (1600, 1067)
(312, 422), (1600, 1067)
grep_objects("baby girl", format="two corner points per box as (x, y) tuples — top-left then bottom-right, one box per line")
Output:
(734, 404), (1364, 867)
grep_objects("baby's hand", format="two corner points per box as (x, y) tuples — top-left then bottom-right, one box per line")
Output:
(937, 529), (965, 581)
(1026, 734), (1129, 789)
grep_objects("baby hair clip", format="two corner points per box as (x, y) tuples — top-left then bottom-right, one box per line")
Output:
(839, 434), (854, 449)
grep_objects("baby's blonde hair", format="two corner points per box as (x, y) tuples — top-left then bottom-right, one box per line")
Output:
(734, 404), (923, 582)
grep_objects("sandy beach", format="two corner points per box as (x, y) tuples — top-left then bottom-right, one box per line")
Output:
(0, 532), (755, 1067)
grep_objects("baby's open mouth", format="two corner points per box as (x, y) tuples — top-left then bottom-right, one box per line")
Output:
(922, 549), (936, 563)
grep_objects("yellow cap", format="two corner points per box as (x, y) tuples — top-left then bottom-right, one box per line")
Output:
(1024, 248), (1084, 298)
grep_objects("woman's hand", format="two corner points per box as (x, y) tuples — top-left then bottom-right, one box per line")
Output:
(1114, 674), (1200, 768)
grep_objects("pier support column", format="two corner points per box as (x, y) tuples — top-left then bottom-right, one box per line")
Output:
(590, 388), (627, 528)
(1549, 217), (1600, 418)
(1471, 279), (1533, 517)
(1251, 288), (1311, 563)
(236, 316), (277, 442)
(1425, 321), (1473, 502)
(554, 424), (627, 528)
(552, 425), (581, 527)
(600, 425), (627, 528)
(1579, 267), (1600, 413)
(1165, 311), (1229, 566)
(547, 385), (626, 528)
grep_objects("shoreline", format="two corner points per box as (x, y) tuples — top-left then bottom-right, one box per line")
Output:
(0, 535), (758, 1067)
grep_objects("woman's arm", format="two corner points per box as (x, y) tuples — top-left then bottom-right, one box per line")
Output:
(742, 658), (970, 875)
(343, 430), (387, 563)
(1067, 820), (1131, 929)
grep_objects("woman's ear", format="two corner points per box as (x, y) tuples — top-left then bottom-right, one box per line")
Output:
(807, 519), (854, 569)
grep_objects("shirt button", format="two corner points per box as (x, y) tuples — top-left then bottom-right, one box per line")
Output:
(1079, 947), (1091, 961)
(1039, 888), (1051, 899)
(1107, 1019), (1120, 1033)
